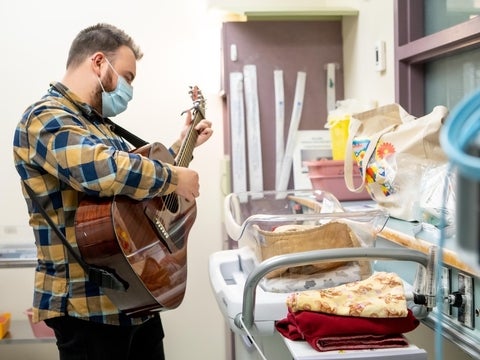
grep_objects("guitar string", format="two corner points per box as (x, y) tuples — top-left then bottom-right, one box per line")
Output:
(163, 108), (201, 214)
(162, 90), (204, 238)
(176, 88), (204, 167)
(164, 90), (204, 212)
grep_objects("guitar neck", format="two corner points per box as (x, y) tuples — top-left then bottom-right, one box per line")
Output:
(175, 98), (205, 168)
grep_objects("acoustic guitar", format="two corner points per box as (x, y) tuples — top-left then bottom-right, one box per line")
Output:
(74, 87), (205, 317)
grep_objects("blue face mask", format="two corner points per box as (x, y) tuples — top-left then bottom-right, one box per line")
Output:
(98, 59), (133, 118)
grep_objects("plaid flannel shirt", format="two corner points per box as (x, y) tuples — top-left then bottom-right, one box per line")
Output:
(13, 82), (180, 325)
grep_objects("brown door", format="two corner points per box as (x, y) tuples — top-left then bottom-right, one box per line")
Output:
(222, 20), (344, 191)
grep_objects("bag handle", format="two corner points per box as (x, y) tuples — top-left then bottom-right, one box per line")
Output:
(344, 121), (396, 192)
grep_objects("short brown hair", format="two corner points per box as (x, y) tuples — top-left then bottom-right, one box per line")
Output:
(66, 23), (143, 69)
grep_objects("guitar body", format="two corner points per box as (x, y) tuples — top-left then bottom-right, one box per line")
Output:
(75, 142), (197, 317)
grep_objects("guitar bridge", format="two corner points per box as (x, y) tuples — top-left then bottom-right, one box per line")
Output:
(144, 206), (177, 253)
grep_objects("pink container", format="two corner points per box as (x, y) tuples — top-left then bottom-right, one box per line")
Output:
(304, 159), (361, 176)
(25, 309), (55, 338)
(305, 159), (370, 201)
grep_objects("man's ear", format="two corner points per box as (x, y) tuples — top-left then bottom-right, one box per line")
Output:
(90, 52), (106, 76)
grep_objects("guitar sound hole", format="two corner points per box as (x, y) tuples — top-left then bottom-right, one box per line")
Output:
(163, 194), (179, 213)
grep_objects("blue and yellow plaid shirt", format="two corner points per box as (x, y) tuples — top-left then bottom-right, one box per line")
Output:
(13, 82), (180, 326)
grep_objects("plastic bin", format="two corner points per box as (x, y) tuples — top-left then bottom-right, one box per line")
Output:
(327, 115), (350, 160)
(224, 190), (388, 282)
(25, 309), (55, 338)
(305, 159), (370, 201)
(0, 312), (11, 339)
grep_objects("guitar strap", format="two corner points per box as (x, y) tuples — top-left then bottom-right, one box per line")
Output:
(104, 118), (149, 148)
(23, 182), (128, 292)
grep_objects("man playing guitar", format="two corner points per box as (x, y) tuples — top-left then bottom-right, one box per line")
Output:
(13, 23), (213, 360)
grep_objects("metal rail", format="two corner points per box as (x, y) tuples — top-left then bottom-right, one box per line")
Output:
(234, 247), (430, 330)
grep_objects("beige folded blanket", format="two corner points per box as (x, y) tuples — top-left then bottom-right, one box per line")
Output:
(256, 221), (361, 279)
(287, 271), (408, 318)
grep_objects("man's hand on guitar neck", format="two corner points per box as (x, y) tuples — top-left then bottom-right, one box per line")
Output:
(173, 166), (200, 202)
(179, 109), (213, 148)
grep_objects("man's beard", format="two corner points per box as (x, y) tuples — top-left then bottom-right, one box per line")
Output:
(93, 71), (114, 114)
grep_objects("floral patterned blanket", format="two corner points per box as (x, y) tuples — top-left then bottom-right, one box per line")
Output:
(286, 271), (407, 318)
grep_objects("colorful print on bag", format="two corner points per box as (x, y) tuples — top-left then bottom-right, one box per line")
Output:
(353, 139), (396, 196)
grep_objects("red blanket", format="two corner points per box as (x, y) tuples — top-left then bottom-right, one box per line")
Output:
(275, 308), (419, 352)
(316, 334), (409, 351)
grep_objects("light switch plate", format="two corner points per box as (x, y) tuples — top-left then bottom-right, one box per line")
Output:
(374, 40), (386, 72)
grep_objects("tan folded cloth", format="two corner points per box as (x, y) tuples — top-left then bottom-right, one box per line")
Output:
(287, 271), (407, 317)
(256, 221), (361, 279)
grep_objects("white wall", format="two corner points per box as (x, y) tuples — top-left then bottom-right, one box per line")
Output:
(342, 0), (396, 106)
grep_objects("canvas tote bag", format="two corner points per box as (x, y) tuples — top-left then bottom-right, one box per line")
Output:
(344, 104), (449, 221)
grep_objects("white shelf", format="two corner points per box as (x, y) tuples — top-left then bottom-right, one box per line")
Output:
(284, 339), (427, 359)
(207, 0), (359, 18)
(0, 320), (55, 345)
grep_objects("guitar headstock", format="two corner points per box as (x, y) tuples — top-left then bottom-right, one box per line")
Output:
(176, 86), (206, 167)
(189, 85), (206, 119)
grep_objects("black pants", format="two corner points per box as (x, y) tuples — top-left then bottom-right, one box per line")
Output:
(44, 314), (165, 360)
